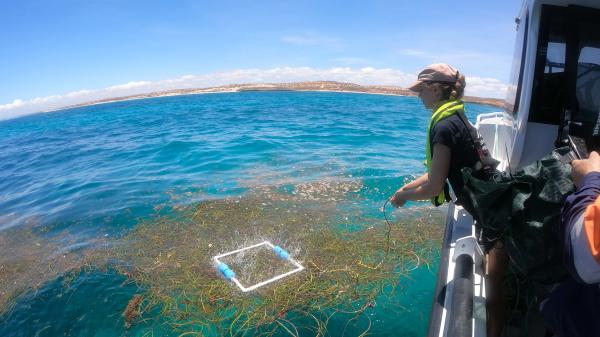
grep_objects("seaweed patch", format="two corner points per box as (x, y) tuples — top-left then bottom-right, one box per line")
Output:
(1, 179), (444, 336)
(123, 294), (143, 329)
(110, 183), (444, 336)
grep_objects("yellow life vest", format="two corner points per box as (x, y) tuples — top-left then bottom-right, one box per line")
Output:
(425, 100), (465, 206)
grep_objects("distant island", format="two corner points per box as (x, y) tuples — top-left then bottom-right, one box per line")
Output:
(61, 81), (506, 110)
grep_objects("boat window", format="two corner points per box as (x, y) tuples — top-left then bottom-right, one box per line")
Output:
(529, 5), (567, 125)
(545, 42), (566, 73)
(567, 7), (600, 147)
(528, 5), (600, 147)
(573, 52), (600, 136)
(504, 11), (528, 114)
(575, 48), (600, 128)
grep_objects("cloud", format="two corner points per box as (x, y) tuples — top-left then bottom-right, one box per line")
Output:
(30, 95), (61, 105)
(107, 81), (152, 91)
(465, 76), (508, 99)
(65, 90), (92, 98)
(0, 67), (507, 121)
(0, 99), (25, 111)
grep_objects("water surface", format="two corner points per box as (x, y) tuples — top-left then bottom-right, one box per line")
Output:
(0, 91), (499, 336)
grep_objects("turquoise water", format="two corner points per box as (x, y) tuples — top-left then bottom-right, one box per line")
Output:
(0, 91), (499, 336)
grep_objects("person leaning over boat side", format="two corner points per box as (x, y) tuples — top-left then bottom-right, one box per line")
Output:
(389, 63), (508, 337)
(540, 151), (600, 337)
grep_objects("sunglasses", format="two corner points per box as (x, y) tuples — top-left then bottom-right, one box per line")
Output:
(416, 81), (435, 92)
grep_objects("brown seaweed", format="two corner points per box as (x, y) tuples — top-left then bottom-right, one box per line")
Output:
(123, 294), (143, 329)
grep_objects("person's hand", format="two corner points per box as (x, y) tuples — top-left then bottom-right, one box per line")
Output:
(390, 189), (407, 208)
(572, 151), (600, 188)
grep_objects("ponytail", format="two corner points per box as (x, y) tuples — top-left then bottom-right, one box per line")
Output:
(450, 73), (466, 100)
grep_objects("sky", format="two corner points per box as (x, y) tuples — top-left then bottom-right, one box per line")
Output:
(0, 0), (523, 120)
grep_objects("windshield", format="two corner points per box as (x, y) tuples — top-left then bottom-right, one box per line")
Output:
(574, 45), (600, 131)
(529, 5), (600, 149)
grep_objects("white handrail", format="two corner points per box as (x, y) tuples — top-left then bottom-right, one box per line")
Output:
(475, 111), (513, 126)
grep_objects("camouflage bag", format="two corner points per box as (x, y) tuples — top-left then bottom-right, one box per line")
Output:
(460, 147), (574, 284)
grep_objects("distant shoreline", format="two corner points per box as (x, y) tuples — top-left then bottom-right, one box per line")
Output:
(57, 81), (506, 111)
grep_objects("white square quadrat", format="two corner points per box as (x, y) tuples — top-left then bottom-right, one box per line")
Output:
(212, 241), (304, 292)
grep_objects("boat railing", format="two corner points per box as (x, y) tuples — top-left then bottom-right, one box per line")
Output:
(475, 111), (514, 172)
(474, 111), (513, 127)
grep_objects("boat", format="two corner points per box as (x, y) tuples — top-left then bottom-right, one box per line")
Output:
(427, 0), (600, 336)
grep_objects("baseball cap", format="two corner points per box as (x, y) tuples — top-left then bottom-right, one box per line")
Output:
(407, 63), (460, 92)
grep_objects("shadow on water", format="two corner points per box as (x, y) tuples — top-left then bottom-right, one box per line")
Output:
(0, 269), (140, 337)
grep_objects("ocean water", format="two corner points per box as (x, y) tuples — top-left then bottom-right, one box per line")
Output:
(0, 91), (499, 336)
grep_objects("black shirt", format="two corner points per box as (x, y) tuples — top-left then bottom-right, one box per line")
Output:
(430, 113), (480, 198)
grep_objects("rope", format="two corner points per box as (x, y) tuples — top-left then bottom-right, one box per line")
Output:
(356, 198), (394, 270)
(382, 198), (393, 257)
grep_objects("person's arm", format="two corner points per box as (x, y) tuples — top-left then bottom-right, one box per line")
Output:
(399, 173), (429, 191)
(390, 143), (450, 207)
(562, 151), (600, 283)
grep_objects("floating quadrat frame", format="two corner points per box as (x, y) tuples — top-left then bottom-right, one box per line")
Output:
(212, 241), (305, 292)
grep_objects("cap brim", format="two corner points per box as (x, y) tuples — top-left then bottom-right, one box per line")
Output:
(407, 80), (424, 92)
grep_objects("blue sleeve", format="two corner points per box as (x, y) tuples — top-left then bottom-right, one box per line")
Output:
(561, 171), (600, 281)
